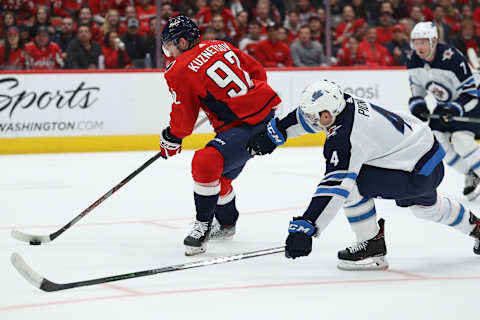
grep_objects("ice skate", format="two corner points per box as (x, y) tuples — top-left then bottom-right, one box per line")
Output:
(209, 220), (236, 240)
(337, 219), (389, 270)
(184, 220), (212, 256)
(463, 170), (480, 201)
(469, 213), (480, 255)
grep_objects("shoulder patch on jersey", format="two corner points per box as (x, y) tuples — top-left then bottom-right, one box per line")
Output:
(165, 60), (176, 72)
(327, 125), (342, 138)
(442, 48), (454, 61)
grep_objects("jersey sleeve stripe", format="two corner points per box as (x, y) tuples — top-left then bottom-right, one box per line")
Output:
(323, 171), (358, 181)
(297, 109), (317, 133)
(347, 207), (376, 223)
(447, 154), (460, 166)
(314, 187), (350, 198)
(448, 102), (464, 116)
(456, 76), (475, 90)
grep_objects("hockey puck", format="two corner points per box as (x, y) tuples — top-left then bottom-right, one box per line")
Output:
(30, 240), (41, 246)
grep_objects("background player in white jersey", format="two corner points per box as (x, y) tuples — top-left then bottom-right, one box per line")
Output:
(408, 22), (480, 200)
(246, 79), (480, 270)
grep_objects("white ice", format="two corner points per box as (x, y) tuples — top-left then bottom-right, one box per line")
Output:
(1, 148), (479, 320)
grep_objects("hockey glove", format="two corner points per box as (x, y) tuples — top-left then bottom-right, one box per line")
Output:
(159, 126), (182, 158)
(285, 217), (317, 259)
(430, 103), (463, 131)
(246, 118), (287, 156)
(409, 96), (429, 122)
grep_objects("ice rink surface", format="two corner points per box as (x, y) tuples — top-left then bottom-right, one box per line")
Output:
(1, 148), (479, 320)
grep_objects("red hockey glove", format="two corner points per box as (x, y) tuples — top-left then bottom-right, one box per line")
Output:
(159, 127), (182, 158)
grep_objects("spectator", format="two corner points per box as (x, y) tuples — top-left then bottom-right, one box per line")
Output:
(399, 17), (415, 41)
(53, 0), (86, 18)
(334, 5), (357, 47)
(239, 20), (264, 57)
(255, 24), (293, 68)
(277, 26), (290, 44)
(101, 9), (126, 36)
(26, 26), (64, 69)
(255, 1), (275, 35)
(1, 11), (18, 45)
(462, 4), (480, 37)
(0, 27), (30, 70)
(29, 5), (56, 40)
(409, 5), (425, 25)
(384, 24), (411, 66)
(145, 17), (159, 67)
(444, 2), (461, 33)
(120, 18), (147, 67)
(453, 19), (480, 56)
(229, 0), (244, 17)
(408, 0), (432, 22)
(336, 36), (364, 66)
(66, 24), (102, 69)
(357, 27), (393, 66)
(433, 5), (452, 45)
(202, 27), (217, 41)
(290, 25), (325, 67)
(159, 3), (174, 31)
(376, 4), (395, 44)
(390, 0), (409, 21)
(52, 16), (76, 58)
(296, 0), (315, 25)
(210, 14), (234, 44)
(136, 0), (156, 29)
(18, 24), (30, 44)
(102, 31), (131, 69)
(351, 0), (369, 21)
(1, 0), (34, 21)
(193, 0), (208, 16)
(309, 15), (323, 43)
(234, 10), (249, 45)
(90, 0), (130, 24)
(284, 9), (300, 42)
(78, 6), (103, 43)
(197, 0), (236, 37)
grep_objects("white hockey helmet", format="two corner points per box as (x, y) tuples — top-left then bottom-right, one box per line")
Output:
(410, 22), (438, 58)
(299, 79), (346, 131)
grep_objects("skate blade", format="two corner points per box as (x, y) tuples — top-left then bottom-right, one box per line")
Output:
(337, 256), (389, 271)
(465, 185), (480, 201)
(209, 234), (235, 241)
(184, 245), (207, 256)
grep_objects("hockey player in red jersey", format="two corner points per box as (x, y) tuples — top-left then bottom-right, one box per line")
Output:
(159, 15), (281, 256)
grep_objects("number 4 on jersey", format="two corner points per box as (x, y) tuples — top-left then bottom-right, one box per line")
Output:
(330, 151), (339, 166)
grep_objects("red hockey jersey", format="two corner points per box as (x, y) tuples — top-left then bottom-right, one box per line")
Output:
(25, 41), (63, 70)
(165, 40), (281, 139)
(0, 45), (30, 70)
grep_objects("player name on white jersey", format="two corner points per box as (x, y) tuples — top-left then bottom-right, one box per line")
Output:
(188, 43), (230, 72)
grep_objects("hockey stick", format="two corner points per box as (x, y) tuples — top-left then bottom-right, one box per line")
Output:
(11, 117), (209, 245)
(467, 48), (480, 70)
(423, 113), (480, 124)
(11, 246), (285, 292)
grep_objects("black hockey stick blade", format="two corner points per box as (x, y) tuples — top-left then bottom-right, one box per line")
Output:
(11, 117), (209, 246)
(422, 113), (480, 124)
(11, 246), (285, 292)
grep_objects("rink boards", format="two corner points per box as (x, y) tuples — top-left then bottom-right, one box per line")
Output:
(0, 67), (409, 154)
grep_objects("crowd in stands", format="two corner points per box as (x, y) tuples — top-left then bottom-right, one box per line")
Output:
(1, 0), (480, 70)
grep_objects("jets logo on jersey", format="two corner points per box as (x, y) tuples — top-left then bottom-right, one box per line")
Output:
(442, 48), (454, 61)
(426, 81), (452, 102)
(312, 90), (323, 102)
(327, 125), (342, 138)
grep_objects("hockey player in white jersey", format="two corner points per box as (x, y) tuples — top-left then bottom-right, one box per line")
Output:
(246, 79), (480, 270)
(408, 22), (480, 200)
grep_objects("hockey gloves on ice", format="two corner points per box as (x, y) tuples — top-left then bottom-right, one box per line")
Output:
(409, 97), (429, 122)
(159, 126), (182, 158)
(285, 217), (317, 259)
(430, 103), (463, 131)
(246, 118), (287, 155)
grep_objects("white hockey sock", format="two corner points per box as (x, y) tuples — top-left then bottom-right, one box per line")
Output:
(451, 131), (480, 175)
(434, 131), (470, 174)
(343, 185), (378, 241)
(410, 196), (474, 235)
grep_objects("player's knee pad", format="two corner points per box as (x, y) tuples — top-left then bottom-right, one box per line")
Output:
(343, 185), (378, 241)
(451, 131), (476, 156)
(409, 199), (443, 222)
(192, 147), (224, 183)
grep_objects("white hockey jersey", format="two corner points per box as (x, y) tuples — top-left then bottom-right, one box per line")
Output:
(280, 93), (444, 229)
(407, 43), (479, 114)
